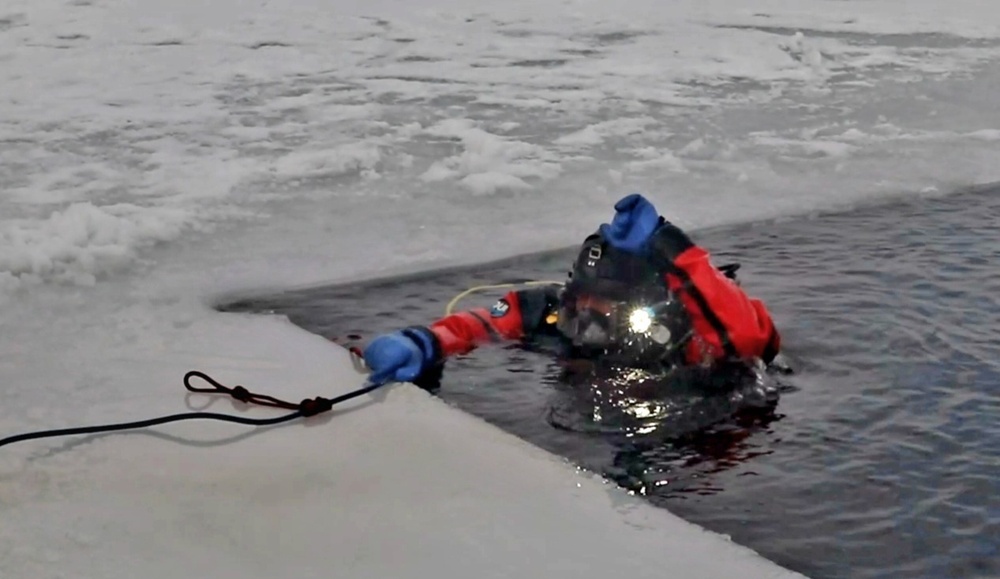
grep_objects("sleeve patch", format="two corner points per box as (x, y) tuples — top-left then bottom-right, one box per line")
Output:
(490, 299), (510, 317)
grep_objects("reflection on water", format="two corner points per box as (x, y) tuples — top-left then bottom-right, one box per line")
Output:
(534, 357), (791, 498)
(538, 355), (781, 439)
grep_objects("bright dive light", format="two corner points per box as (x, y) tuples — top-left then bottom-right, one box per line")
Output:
(628, 307), (654, 333)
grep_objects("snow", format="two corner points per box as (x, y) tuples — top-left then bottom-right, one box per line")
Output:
(0, 203), (192, 289)
(3, 0), (1000, 577)
(418, 119), (562, 194)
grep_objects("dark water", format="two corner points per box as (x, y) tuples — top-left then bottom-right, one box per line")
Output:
(219, 188), (1000, 579)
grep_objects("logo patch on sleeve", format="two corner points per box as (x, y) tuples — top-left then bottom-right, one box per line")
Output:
(490, 299), (510, 317)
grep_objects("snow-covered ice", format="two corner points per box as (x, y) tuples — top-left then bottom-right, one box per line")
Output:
(3, 0), (1000, 577)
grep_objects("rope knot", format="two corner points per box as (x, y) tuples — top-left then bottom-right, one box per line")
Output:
(299, 397), (334, 417)
(230, 385), (252, 403)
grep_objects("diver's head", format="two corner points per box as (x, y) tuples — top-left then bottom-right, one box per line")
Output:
(556, 232), (692, 369)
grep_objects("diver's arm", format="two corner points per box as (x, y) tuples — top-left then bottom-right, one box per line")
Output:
(429, 286), (560, 357)
(652, 223), (781, 364)
(362, 286), (560, 386)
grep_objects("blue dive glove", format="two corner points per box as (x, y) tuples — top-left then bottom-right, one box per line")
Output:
(598, 193), (662, 254)
(362, 328), (438, 385)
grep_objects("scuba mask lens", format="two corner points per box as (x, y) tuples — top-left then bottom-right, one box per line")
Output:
(560, 294), (672, 348)
(559, 302), (615, 347)
(576, 312), (613, 346)
(559, 292), (690, 366)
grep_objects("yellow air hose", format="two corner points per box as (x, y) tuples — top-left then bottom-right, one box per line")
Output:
(445, 280), (564, 315)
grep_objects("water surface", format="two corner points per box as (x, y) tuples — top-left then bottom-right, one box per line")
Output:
(220, 187), (1000, 579)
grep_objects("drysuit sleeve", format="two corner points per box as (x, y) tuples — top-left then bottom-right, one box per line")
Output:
(652, 223), (781, 364)
(427, 286), (560, 358)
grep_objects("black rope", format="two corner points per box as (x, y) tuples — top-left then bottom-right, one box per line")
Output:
(0, 370), (381, 450)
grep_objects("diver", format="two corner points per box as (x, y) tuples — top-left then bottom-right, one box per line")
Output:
(361, 193), (782, 390)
